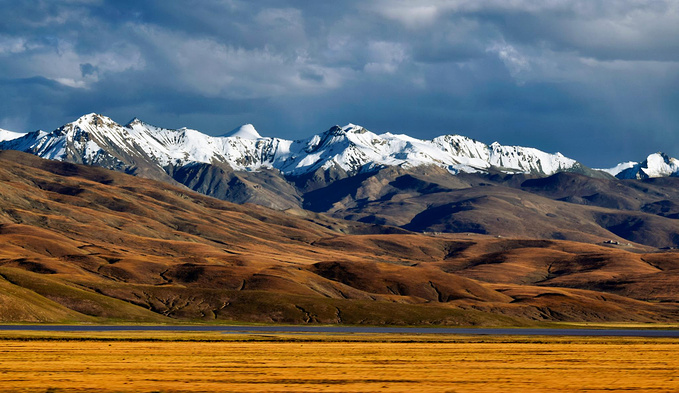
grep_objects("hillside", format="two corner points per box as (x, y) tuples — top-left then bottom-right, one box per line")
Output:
(4, 114), (679, 249)
(0, 113), (599, 211)
(295, 165), (679, 248)
(1, 151), (679, 324)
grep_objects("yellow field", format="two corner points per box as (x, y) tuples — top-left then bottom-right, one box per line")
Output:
(0, 332), (677, 392)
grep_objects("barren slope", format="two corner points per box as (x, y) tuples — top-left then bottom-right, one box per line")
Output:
(1, 151), (678, 324)
(300, 166), (679, 248)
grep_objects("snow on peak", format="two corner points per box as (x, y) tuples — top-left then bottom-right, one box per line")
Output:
(222, 124), (261, 139)
(341, 123), (366, 133)
(125, 117), (144, 127)
(0, 128), (26, 142)
(597, 161), (638, 177)
(487, 142), (576, 175)
(72, 113), (116, 127)
(0, 113), (584, 178)
(615, 152), (679, 179)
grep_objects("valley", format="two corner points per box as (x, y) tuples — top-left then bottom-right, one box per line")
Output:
(3, 4), (678, 393)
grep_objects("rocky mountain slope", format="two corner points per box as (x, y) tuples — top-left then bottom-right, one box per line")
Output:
(1, 150), (678, 324)
(0, 114), (599, 211)
(3, 114), (679, 248)
(0, 113), (587, 177)
(295, 165), (679, 248)
(605, 153), (679, 179)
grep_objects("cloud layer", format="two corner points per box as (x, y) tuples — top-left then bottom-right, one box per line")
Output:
(1, 0), (678, 166)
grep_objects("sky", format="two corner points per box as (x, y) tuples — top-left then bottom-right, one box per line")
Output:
(1, 0), (678, 167)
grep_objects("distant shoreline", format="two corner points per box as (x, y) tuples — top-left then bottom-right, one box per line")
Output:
(1, 325), (678, 337)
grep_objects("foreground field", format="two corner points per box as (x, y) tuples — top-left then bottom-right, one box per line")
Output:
(0, 332), (677, 392)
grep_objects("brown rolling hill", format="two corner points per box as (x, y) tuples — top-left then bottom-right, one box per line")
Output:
(299, 165), (679, 248)
(1, 150), (679, 325)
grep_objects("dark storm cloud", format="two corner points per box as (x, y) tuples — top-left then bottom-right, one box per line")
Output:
(1, 0), (678, 167)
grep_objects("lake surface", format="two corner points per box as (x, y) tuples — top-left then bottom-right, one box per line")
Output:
(0, 325), (678, 337)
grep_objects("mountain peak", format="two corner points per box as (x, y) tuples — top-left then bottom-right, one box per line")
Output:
(0, 128), (26, 142)
(71, 113), (118, 128)
(322, 124), (368, 138)
(597, 161), (637, 177)
(610, 152), (679, 179)
(125, 117), (144, 127)
(649, 152), (672, 162)
(342, 123), (365, 133)
(222, 124), (261, 139)
(0, 112), (587, 178)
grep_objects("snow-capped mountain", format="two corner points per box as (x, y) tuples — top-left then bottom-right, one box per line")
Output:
(221, 124), (262, 139)
(605, 153), (679, 179)
(0, 128), (25, 142)
(598, 161), (638, 177)
(0, 113), (582, 178)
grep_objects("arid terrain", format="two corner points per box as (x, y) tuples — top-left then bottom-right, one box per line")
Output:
(1, 150), (679, 325)
(2, 3), (679, 393)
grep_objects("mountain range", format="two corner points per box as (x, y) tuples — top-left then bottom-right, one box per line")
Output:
(2, 114), (679, 325)
(1, 149), (679, 324)
(0, 113), (587, 177)
(1, 113), (674, 181)
(3, 113), (679, 249)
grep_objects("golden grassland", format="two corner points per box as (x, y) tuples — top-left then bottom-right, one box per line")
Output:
(0, 331), (677, 392)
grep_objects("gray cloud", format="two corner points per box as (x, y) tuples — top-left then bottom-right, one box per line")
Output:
(0, 0), (678, 167)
